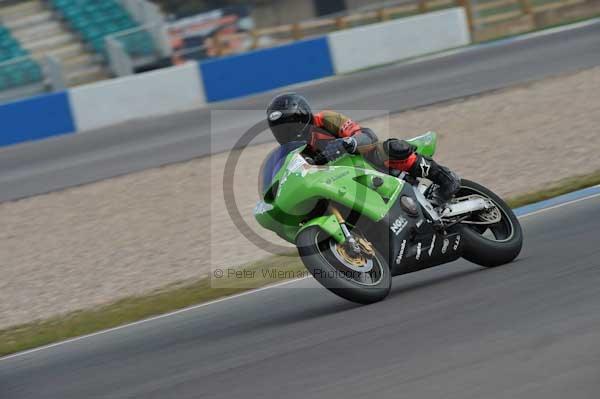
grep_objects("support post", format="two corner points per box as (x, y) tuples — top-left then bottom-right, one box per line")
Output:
(291, 23), (303, 40)
(106, 36), (134, 76)
(44, 55), (67, 90)
(518, 0), (533, 16)
(458, 0), (475, 32)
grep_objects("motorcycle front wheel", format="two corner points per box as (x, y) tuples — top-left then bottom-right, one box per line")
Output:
(296, 227), (391, 304)
(457, 179), (523, 267)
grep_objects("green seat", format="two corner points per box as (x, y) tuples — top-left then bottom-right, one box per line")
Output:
(6, 69), (24, 87)
(120, 32), (155, 57)
(91, 37), (106, 54)
(52, 0), (76, 7)
(0, 23), (44, 91)
(23, 61), (42, 82)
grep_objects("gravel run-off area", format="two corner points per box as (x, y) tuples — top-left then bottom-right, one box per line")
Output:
(1, 67), (600, 329)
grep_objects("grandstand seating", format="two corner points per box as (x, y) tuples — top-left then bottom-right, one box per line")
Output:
(0, 0), (113, 95)
(0, 0), (162, 100)
(0, 24), (43, 91)
(50, 0), (156, 57)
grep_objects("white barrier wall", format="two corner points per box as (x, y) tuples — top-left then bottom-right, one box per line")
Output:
(327, 8), (470, 74)
(70, 62), (205, 132)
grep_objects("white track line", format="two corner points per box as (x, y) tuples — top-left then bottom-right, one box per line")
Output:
(0, 277), (309, 362)
(2, 189), (599, 362)
(519, 191), (600, 219)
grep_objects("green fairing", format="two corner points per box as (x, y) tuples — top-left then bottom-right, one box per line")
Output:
(406, 131), (437, 157)
(299, 215), (346, 243)
(254, 132), (438, 244)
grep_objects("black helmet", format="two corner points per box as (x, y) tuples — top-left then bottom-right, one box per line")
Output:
(266, 93), (313, 145)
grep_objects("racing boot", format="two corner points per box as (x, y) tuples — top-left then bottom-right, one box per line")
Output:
(409, 155), (461, 208)
(381, 139), (460, 207)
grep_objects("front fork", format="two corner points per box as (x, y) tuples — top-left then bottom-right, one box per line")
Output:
(330, 205), (361, 256)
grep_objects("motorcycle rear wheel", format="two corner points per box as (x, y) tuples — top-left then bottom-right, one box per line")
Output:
(457, 179), (523, 267)
(296, 227), (391, 304)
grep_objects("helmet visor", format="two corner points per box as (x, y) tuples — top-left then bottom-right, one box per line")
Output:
(269, 111), (311, 144)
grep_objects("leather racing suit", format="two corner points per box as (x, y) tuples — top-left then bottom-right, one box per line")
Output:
(304, 110), (460, 205)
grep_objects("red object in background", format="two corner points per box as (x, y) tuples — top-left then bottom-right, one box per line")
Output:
(169, 6), (253, 64)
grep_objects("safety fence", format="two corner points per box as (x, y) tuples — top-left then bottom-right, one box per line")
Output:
(210, 0), (464, 57)
(210, 0), (600, 53)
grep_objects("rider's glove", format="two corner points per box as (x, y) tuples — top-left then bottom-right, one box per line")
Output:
(321, 137), (358, 162)
(342, 137), (358, 153)
(322, 138), (349, 162)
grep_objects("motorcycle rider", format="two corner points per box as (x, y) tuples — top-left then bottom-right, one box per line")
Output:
(266, 92), (461, 206)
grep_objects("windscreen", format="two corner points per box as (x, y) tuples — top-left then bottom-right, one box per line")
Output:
(260, 141), (305, 195)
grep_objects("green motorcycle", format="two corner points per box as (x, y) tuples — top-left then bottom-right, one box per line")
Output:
(255, 132), (523, 304)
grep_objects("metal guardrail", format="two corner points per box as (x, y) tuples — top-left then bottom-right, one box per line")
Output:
(208, 0), (596, 56)
(171, 44), (208, 64)
(210, 0), (460, 56)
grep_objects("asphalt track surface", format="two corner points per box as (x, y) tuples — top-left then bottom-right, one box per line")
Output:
(1, 20), (600, 202)
(2, 192), (600, 398)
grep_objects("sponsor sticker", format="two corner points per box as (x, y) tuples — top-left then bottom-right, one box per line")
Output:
(453, 235), (461, 251)
(341, 119), (355, 132)
(419, 158), (431, 177)
(287, 155), (308, 173)
(269, 111), (283, 121)
(325, 170), (350, 184)
(254, 201), (274, 215)
(428, 235), (436, 256)
(395, 240), (407, 265)
(391, 216), (408, 236)
(441, 238), (450, 254)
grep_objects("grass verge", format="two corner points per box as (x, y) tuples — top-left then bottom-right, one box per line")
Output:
(506, 171), (600, 208)
(0, 255), (304, 358)
(2, 170), (600, 358)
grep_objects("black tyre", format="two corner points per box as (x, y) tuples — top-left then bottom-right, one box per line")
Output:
(457, 179), (523, 267)
(296, 227), (391, 304)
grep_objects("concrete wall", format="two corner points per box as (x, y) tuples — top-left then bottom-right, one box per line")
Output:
(70, 62), (205, 131)
(0, 91), (75, 147)
(200, 37), (334, 102)
(328, 8), (470, 74)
